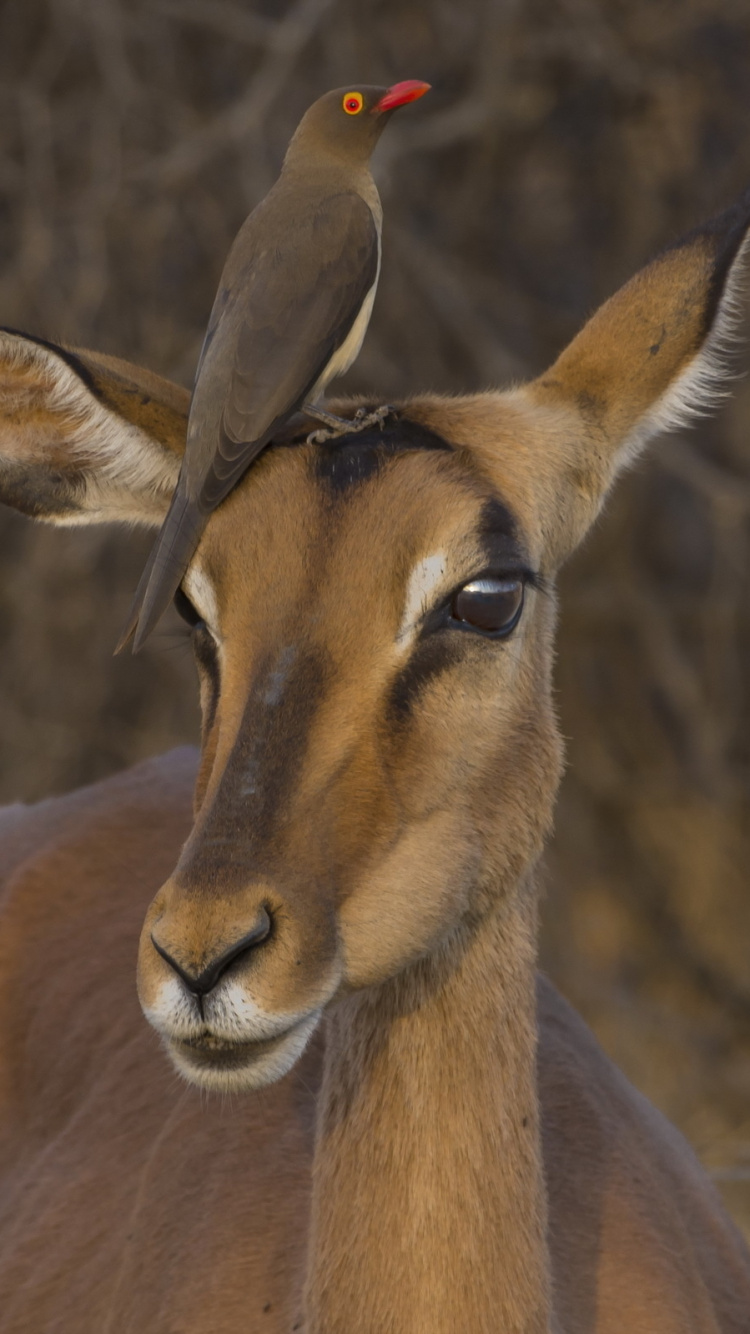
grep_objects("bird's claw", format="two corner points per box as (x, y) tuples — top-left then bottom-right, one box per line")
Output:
(306, 404), (395, 445)
(352, 404), (395, 428)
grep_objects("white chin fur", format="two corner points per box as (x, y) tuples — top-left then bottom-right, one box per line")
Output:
(164, 1010), (321, 1092)
(142, 975), (314, 1045)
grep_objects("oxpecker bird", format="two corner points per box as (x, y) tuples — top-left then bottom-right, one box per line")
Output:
(124, 79), (431, 650)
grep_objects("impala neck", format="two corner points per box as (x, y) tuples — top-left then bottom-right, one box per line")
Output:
(305, 885), (552, 1334)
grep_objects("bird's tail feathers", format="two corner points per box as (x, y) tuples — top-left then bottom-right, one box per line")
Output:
(116, 488), (206, 654)
(114, 544), (159, 654)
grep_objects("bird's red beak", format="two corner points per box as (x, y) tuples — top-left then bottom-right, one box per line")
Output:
(374, 80), (431, 113)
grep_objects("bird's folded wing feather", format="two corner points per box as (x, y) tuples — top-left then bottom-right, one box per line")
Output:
(185, 190), (379, 511)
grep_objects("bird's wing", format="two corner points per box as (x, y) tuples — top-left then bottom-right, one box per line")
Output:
(190, 189), (379, 509)
(125, 190), (378, 650)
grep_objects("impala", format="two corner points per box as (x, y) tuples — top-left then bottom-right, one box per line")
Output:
(0, 193), (749, 1333)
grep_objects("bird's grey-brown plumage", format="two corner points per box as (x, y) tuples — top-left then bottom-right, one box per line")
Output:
(124, 80), (429, 650)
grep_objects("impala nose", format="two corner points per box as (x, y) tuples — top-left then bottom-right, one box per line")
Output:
(151, 907), (272, 997)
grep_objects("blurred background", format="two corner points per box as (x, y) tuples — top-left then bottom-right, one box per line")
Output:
(1, 0), (749, 1234)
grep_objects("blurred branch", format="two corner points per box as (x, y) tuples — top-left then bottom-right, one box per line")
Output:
(154, 0), (276, 47)
(660, 435), (750, 515)
(135, 0), (336, 187)
(381, 0), (521, 166)
(392, 227), (526, 384)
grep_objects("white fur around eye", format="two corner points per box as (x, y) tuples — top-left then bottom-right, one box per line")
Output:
(396, 552), (449, 650)
(183, 563), (220, 635)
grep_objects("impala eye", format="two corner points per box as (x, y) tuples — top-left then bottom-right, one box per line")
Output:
(451, 577), (524, 636)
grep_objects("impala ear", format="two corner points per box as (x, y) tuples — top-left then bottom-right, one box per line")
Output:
(521, 189), (750, 562)
(0, 329), (188, 527)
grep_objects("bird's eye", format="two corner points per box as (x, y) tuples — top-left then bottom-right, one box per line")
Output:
(174, 587), (204, 629)
(450, 577), (525, 636)
(343, 92), (364, 115)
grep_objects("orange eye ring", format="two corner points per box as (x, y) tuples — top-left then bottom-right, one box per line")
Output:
(343, 91), (364, 115)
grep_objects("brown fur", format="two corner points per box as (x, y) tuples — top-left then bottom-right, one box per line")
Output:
(1, 196), (750, 1330)
(79, 346), (191, 453)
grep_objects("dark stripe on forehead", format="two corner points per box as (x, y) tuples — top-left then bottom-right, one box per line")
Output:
(182, 646), (328, 891)
(312, 416), (452, 492)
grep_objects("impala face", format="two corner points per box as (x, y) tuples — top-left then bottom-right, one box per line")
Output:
(136, 412), (564, 1091)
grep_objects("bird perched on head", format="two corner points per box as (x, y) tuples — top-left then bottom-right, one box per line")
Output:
(122, 79), (431, 651)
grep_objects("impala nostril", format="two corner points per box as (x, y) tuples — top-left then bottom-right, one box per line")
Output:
(151, 906), (273, 998)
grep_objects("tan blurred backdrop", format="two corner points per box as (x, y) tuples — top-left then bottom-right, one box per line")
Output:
(1, 0), (749, 1234)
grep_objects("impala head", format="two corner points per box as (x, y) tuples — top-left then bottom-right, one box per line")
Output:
(138, 409), (564, 1089)
(2, 194), (749, 1091)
